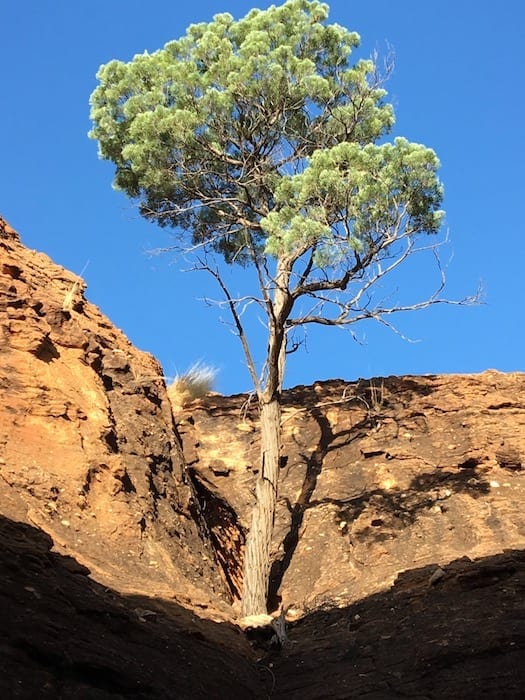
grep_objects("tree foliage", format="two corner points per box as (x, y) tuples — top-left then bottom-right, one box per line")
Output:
(90, 0), (442, 269)
(90, 0), (453, 617)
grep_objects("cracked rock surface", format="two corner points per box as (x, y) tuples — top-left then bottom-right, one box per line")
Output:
(0, 216), (228, 604)
(181, 372), (525, 613)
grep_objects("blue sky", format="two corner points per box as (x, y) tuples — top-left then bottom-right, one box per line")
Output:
(1, 1), (523, 395)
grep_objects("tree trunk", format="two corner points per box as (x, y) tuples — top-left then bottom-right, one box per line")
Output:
(240, 258), (291, 617)
(241, 396), (281, 616)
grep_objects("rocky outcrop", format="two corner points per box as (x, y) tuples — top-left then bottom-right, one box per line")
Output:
(0, 216), (227, 605)
(271, 548), (525, 699)
(2, 215), (525, 697)
(179, 372), (525, 613)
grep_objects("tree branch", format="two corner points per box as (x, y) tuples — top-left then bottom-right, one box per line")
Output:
(287, 243), (481, 328)
(200, 261), (262, 394)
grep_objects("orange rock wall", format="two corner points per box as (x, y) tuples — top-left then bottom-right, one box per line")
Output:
(0, 217), (227, 605)
(180, 373), (525, 612)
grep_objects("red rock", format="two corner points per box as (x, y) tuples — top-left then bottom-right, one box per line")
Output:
(181, 367), (525, 612)
(2, 215), (525, 698)
(0, 215), (228, 605)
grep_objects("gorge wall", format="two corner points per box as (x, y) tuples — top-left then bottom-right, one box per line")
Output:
(2, 215), (525, 698)
(0, 215), (228, 607)
(181, 370), (525, 613)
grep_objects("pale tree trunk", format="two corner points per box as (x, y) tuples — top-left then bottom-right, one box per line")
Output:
(241, 261), (291, 617)
(240, 395), (281, 616)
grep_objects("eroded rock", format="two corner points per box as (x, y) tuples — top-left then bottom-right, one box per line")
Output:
(178, 373), (525, 612)
(0, 216), (228, 605)
(2, 215), (525, 697)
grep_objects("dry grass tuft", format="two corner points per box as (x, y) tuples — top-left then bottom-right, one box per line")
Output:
(167, 362), (217, 408)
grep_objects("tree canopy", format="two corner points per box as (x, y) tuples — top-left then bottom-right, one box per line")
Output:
(90, 0), (442, 274)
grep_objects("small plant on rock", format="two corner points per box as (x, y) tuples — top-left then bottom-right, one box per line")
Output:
(167, 362), (218, 408)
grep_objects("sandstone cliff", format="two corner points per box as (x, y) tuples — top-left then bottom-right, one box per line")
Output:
(1, 215), (525, 698)
(0, 215), (227, 605)
(182, 372), (525, 613)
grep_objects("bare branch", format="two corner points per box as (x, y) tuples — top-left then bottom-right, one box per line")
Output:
(287, 237), (482, 329)
(198, 260), (262, 394)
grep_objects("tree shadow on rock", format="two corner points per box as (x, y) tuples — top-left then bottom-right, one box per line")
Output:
(269, 404), (372, 605)
(382, 374), (439, 398)
(269, 379), (492, 605)
(331, 464), (492, 544)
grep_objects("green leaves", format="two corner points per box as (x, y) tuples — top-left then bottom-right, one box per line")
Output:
(262, 137), (443, 262)
(89, 0), (443, 270)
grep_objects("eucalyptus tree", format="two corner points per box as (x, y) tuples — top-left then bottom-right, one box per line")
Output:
(90, 0), (460, 617)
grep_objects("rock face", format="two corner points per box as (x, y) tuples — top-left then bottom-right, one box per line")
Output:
(2, 215), (525, 697)
(180, 370), (525, 614)
(0, 514), (263, 699)
(0, 216), (227, 604)
(272, 548), (525, 699)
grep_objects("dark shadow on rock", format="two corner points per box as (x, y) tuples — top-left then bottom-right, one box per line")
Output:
(33, 335), (61, 362)
(327, 464), (491, 544)
(0, 514), (263, 699)
(191, 374), (438, 424)
(269, 376), (491, 604)
(269, 405), (371, 605)
(189, 471), (246, 600)
(272, 549), (525, 699)
(282, 374), (439, 408)
(382, 374), (439, 398)
(2, 516), (524, 699)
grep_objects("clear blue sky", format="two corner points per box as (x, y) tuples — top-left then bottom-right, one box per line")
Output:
(1, 1), (523, 395)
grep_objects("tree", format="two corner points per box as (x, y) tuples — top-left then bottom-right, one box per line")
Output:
(90, 0), (469, 617)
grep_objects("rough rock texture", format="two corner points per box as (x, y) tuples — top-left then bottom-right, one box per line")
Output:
(0, 216), (227, 605)
(0, 514), (263, 699)
(2, 215), (525, 698)
(179, 371), (525, 614)
(271, 549), (525, 699)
